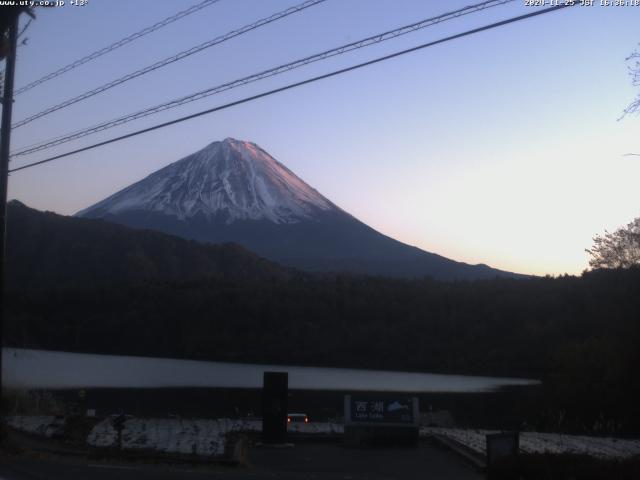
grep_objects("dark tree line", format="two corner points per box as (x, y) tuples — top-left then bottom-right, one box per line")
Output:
(5, 267), (640, 435)
(4, 201), (640, 434)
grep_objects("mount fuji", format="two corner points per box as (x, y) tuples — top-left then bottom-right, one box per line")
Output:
(77, 138), (520, 280)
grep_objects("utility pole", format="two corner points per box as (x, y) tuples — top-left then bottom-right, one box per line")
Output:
(0, 11), (20, 440)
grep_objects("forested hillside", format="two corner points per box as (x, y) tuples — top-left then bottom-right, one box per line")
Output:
(4, 201), (640, 434)
(6, 200), (291, 290)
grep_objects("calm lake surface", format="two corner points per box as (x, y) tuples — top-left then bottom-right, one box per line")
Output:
(3, 348), (539, 392)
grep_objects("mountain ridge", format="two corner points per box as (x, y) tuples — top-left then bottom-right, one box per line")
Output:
(6, 200), (292, 290)
(77, 138), (524, 281)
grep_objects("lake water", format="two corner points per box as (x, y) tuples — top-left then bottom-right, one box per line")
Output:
(2, 348), (539, 392)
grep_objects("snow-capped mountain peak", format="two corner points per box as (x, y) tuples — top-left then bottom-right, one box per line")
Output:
(77, 138), (336, 224)
(77, 138), (523, 280)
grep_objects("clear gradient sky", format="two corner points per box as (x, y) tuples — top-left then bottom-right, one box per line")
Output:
(6, 0), (640, 276)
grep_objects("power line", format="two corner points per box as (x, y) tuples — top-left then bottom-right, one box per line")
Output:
(14, 0), (222, 96)
(12, 0), (327, 129)
(12, 0), (515, 157)
(9, 3), (575, 174)
(17, 17), (32, 42)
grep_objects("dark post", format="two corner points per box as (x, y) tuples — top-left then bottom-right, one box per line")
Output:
(0, 11), (20, 440)
(261, 371), (288, 444)
(111, 414), (127, 451)
(486, 431), (519, 478)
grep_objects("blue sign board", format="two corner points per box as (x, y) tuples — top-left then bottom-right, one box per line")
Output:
(345, 395), (419, 427)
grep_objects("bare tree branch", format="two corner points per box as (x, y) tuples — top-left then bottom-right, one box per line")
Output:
(621, 44), (640, 118)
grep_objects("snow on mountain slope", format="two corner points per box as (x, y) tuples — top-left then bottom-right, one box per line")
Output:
(77, 138), (524, 280)
(77, 138), (336, 224)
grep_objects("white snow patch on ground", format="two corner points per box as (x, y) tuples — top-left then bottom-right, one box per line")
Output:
(421, 427), (640, 460)
(87, 418), (261, 457)
(6, 415), (65, 438)
(287, 422), (344, 435)
(2, 348), (538, 392)
(85, 418), (345, 457)
(8, 416), (639, 460)
(7, 415), (345, 457)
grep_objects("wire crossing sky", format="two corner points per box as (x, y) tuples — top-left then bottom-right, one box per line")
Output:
(12, 0), (326, 129)
(11, 0), (516, 158)
(9, 3), (574, 174)
(8, 0), (640, 276)
(14, 0), (223, 95)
